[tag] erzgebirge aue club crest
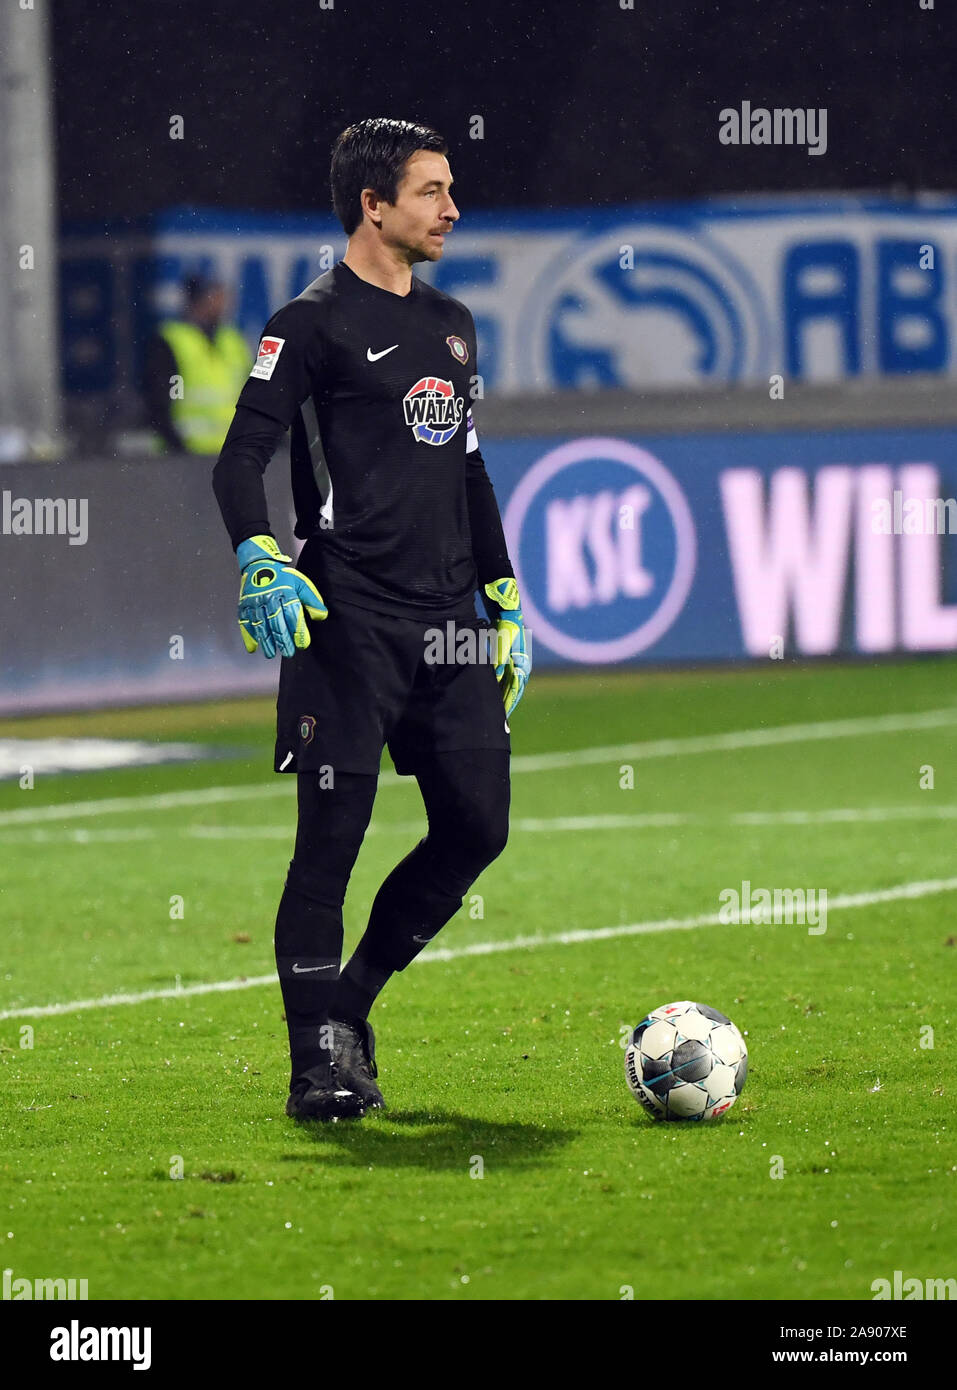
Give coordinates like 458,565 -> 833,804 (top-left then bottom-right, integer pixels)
446,334 -> 468,364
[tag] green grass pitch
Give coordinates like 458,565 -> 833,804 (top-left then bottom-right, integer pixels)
1,658 -> 954,1300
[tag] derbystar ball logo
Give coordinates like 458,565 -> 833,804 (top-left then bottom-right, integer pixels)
402,376 -> 464,445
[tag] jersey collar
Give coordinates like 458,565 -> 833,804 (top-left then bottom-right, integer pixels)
335,260 -> 418,302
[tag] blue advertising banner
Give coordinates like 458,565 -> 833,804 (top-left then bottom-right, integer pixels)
484,427 -> 957,666
2,425 -> 956,713
61,195 -> 957,409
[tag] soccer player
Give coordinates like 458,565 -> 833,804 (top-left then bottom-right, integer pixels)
212,118 -> 530,1121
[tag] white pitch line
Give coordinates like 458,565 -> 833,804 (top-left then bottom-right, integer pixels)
512,804 -> 957,833
0,827 -> 163,844
0,705 -> 954,829
2,872 -> 956,1022
505,705 -> 957,773
3,803 -> 957,845
0,974 -> 280,1021
0,781 -> 296,828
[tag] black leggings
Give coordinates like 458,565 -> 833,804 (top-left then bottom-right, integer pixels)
275,750 -> 509,1070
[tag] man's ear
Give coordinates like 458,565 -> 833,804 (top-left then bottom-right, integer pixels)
361,188 -> 383,227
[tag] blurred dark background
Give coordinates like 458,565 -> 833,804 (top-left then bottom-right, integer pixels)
52,0 -> 950,223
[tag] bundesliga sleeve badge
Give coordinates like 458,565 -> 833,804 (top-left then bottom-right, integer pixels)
250,335 -> 285,380
445,334 -> 468,364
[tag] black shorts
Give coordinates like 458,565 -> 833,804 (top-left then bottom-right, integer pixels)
274,597 -> 511,776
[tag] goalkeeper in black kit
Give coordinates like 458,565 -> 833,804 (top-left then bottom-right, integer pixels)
212,118 -> 530,1121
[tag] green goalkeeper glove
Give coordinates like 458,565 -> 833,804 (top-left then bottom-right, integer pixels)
482,577 -> 531,718
236,534 -> 327,659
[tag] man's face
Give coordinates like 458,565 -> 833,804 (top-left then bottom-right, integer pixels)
371,150 -> 459,263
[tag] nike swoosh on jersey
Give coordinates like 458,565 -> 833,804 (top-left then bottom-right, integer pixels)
291,962 -> 335,973
366,344 -> 399,362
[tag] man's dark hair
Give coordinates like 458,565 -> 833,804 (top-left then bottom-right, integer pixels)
330,118 -> 448,236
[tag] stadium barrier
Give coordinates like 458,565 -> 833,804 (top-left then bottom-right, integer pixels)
2,377 -> 956,712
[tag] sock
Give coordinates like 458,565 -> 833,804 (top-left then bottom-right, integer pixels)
275,882 -> 343,1085
334,946 -> 394,1022
276,769 -> 378,1086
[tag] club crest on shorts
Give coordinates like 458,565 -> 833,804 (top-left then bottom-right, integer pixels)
445,334 -> 468,364
298,715 -> 316,745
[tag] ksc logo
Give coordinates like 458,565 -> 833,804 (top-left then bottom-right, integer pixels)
503,438 -> 696,663
518,228 -> 770,389
402,376 -> 464,445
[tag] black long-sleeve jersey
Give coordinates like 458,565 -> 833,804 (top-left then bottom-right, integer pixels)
212,260 -> 512,621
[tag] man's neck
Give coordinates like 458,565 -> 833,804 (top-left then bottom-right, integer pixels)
342,235 -> 414,297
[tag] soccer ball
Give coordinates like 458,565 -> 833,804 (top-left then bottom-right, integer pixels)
624,1000 -> 748,1121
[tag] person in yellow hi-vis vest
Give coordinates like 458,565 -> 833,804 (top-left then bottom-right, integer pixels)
146,275 -> 252,454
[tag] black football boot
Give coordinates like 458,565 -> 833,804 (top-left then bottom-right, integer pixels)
327,1016 -> 387,1110
285,1057 -> 367,1122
